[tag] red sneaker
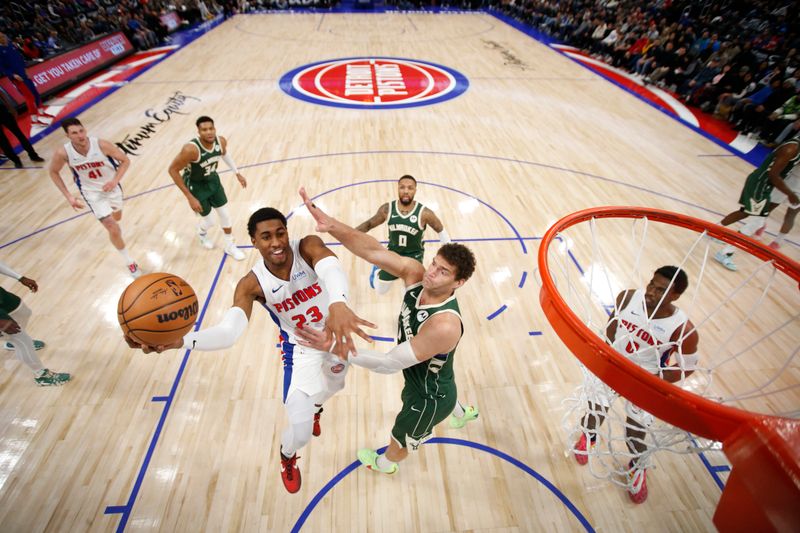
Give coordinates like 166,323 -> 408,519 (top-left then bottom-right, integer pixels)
628,464 -> 648,504
573,433 -> 594,465
280,452 -> 301,493
313,407 -> 323,437
754,224 -> 767,238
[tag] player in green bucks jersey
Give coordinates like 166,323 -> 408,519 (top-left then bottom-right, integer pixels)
356,175 -> 450,295
714,135 -> 800,271
168,115 -> 248,260
297,187 -> 478,476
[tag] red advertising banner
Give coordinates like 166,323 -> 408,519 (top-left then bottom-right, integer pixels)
0,32 -> 134,111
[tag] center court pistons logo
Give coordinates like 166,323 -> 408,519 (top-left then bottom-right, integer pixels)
279,57 -> 469,109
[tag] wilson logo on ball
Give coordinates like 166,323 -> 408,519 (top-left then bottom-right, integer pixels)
279,57 -> 469,109
157,301 -> 199,323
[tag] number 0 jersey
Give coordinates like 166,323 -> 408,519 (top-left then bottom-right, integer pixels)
387,200 -> 427,258
611,289 -> 689,374
251,239 -> 330,347
65,137 -> 118,193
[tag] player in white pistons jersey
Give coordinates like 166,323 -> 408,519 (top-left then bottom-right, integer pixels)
573,266 -> 699,504
610,289 -> 689,374
124,207 -> 375,495
251,238 -> 341,403
49,117 -> 141,278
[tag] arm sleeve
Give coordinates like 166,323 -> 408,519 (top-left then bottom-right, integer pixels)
0,261 -> 23,280
348,341 -> 419,374
438,229 -> 451,244
221,152 -> 239,174
314,255 -> 349,304
182,306 -> 248,351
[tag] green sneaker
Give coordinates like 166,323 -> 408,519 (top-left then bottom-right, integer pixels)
449,405 -> 479,429
357,448 -> 398,475
5,339 -> 46,351
34,369 -> 71,387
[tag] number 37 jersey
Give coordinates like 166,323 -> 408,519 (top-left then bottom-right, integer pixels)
65,137 -> 118,193
251,239 -> 330,346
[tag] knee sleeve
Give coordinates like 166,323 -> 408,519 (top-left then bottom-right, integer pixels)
281,390 -> 316,456
214,205 -> 232,229
9,300 -> 32,329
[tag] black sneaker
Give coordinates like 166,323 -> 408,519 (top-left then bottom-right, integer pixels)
29,153 -> 45,163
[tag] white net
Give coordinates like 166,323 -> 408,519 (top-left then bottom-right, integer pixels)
543,213 -> 800,495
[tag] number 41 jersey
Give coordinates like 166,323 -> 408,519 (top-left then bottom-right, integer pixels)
65,137 -> 118,193
251,239 -> 330,346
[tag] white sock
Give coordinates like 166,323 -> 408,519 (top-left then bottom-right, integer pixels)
223,233 -> 235,246
117,248 -> 133,264
452,402 -> 465,418
376,454 -> 396,470
773,232 -> 788,245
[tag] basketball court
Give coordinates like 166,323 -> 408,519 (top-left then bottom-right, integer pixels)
1,11 -> 798,532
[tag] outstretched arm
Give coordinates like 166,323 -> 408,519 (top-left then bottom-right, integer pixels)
355,203 -> 389,233
125,272 -> 260,353
296,312 -> 462,374
300,187 -> 424,286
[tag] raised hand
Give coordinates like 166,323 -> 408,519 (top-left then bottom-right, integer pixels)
325,302 -> 376,360
299,187 -> 336,233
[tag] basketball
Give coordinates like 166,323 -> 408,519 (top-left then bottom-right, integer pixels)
118,273 -> 198,346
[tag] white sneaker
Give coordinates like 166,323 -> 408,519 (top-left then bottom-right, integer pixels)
128,262 -> 143,278
197,229 -> 214,249
225,243 -> 245,261
714,251 -> 737,271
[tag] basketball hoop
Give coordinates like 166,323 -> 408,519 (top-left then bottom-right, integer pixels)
538,206 -> 800,532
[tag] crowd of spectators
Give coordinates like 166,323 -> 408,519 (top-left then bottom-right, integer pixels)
493,0 -> 800,146
2,0 -> 798,145
0,0 -> 338,63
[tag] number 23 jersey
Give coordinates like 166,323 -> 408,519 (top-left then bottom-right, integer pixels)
65,137 -> 118,193
251,239 -> 330,345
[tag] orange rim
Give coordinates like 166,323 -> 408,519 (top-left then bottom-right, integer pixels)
537,206 -> 800,442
